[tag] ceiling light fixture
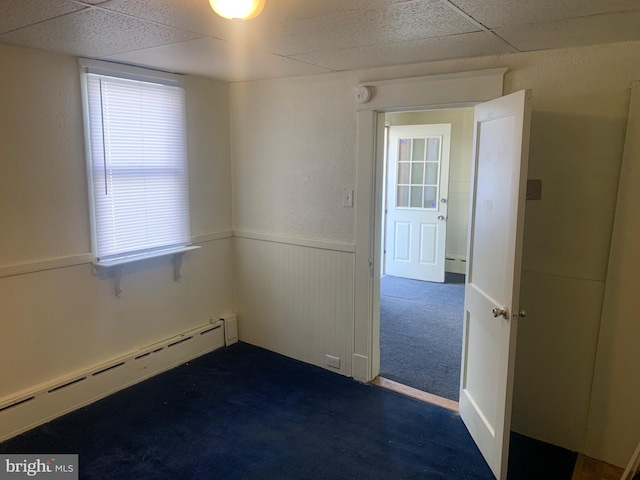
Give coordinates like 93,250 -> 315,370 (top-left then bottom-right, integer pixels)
209,0 -> 266,20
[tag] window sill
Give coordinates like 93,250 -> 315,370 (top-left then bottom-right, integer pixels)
94,245 -> 200,268
93,245 -> 201,297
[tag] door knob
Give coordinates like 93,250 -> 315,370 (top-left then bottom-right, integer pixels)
492,306 -> 508,319
518,309 -> 527,318
438,215 -> 446,220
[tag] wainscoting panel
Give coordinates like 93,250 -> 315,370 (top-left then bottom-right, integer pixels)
234,236 -> 355,376
0,322 -> 225,442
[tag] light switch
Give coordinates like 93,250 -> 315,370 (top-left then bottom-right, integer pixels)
343,189 -> 354,207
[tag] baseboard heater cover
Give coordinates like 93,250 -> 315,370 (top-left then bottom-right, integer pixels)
445,254 -> 467,275
0,321 -> 225,443
222,314 -> 238,345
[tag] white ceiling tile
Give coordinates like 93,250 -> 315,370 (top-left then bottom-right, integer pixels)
0,8 -> 201,57
101,0 -> 234,36
242,0 -> 480,56
105,0 -> 480,57
255,0 -> 421,22
290,32 -> 515,71
103,0 -> 425,37
1,0 -> 639,82
101,37 -> 333,82
448,0 -> 640,29
0,0 -> 86,34
495,10 -> 640,51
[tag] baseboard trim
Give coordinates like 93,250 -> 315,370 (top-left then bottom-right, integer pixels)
0,321 -> 225,443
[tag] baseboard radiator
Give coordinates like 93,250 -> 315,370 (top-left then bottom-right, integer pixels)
445,254 -> 467,275
0,320 -> 226,443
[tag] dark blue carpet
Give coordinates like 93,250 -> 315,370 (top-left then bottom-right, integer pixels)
380,275 -> 464,401
1,343 -> 496,480
508,432 -> 577,480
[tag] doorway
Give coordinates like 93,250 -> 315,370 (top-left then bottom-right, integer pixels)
351,69 -> 508,386
353,71 -> 530,480
379,108 -> 474,403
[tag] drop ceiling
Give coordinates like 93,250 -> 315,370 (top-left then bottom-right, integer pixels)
2,0 -> 640,82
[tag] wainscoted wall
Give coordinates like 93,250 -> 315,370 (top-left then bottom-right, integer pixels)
234,234 -> 355,376
0,45 -> 233,424
230,42 -> 640,465
3,38 -> 640,468
0,237 -> 233,400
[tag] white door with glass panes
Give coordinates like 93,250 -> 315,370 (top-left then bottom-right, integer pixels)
385,124 -> 451,282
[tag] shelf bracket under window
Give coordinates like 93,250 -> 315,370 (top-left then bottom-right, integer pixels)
93,245 -> 200,298
114,265 -> 124,298
174,252 -> 185,282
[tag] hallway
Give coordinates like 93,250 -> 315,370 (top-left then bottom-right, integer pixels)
379,274 -> 464,401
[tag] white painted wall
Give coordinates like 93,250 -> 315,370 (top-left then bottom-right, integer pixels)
231,75 -> 357,244
230,74 -> 358,376
585,82 -> 640,467
230,41 -> 640,464
386,109 -> 474,274
0,45 -> 233,399
2,38 -> 639,467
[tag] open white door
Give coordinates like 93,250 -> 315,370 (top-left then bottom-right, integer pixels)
459,90 -> 531,480
385,124 -> 451,282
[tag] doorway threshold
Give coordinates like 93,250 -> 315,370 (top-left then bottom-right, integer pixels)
371,376 -> 459,413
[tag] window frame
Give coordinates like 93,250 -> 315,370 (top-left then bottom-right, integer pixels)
79,59 -> 196,268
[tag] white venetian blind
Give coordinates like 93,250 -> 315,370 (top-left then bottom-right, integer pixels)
84,70 -> 191,261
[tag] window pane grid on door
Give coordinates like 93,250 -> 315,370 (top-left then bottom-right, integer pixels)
398,163 -> 410,184
411,162 -> 424,185
396,136 -> 442,209
412,138 -> 425,161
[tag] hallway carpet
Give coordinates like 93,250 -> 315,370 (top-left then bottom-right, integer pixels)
380,275 -> 464,401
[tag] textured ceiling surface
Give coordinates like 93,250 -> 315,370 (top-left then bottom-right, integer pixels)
2,0 -> 640,81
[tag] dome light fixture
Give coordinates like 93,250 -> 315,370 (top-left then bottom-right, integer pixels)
209,0 -> 266,20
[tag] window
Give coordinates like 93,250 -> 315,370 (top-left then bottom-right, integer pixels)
395,136 -> 442,210
80,60 -> 192,264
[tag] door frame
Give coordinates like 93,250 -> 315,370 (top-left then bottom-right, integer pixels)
352,68 -> 508,383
